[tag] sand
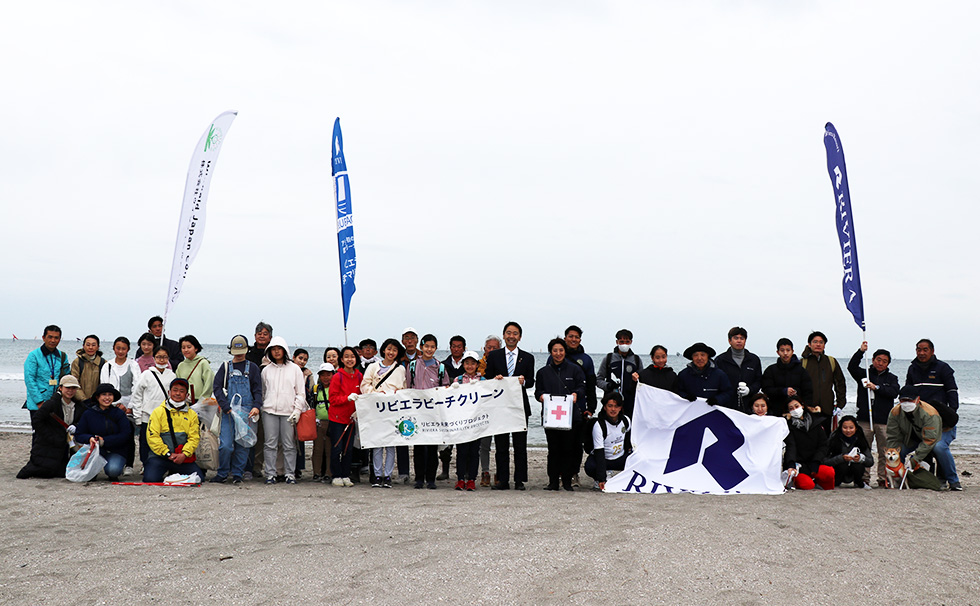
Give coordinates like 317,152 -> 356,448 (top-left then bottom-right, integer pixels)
0,431 -> 978,605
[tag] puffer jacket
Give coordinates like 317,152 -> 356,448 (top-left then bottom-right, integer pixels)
75,404 -> 133,455
761,356 -> 814,416
25,392 -> 87,473
260,336 -> 307,417
71,349 -> 105,401
675,361 -> 734,409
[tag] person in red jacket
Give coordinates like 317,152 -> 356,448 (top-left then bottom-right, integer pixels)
328,346 -> 363,487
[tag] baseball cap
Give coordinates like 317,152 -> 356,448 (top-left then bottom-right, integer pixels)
317,362 -> 336,373
898,385 -> 919,402
59,375 -> 81,388
229,335 -> 249,355
461,350 -> 480,363
402,327 -> 418,337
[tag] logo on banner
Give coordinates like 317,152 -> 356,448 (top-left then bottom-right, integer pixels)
663,410 -> 748,490
204,124 -> 223,152
397,416 -> 417,437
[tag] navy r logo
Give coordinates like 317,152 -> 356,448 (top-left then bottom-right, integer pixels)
663,410 -> 748,490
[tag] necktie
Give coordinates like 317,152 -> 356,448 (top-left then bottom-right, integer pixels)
507,351 -> 516,377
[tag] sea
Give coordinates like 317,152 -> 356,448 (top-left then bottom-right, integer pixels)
3,340 -> 978,454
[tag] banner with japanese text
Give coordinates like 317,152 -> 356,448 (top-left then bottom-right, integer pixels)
823,122 -> 865,330
605,385 -> 788,495
332,117 -> 356,327
355,377 -> 527,447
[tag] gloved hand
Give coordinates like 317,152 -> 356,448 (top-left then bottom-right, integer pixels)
610,375 -> 621,385
347,393 -> 358,401
683,393 -> 697,402
67,424 -> 76,435
861,378 -> 870,388
450,382 -> 461,389
287,411 -> 300,425
706,397 -> 719,406
737,383 -> 750,397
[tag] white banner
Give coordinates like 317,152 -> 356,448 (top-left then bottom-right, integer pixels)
164,110 -> 238,325
605,384 -> 789,495
355,377 -> 527,448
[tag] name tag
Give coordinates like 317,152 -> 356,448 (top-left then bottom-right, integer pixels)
49,379 -> 58,386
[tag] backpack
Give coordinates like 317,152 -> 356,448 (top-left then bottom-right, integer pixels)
801,355 -> 837,374
582,416 -> 631,455
408,360 -> 445,388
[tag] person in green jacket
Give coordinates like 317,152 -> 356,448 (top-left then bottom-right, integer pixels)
886,385 -> 942,471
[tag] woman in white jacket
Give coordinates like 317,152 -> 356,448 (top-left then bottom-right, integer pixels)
360,338 -> 407,488
260,336 -> 307,485
129,346 -> 177,465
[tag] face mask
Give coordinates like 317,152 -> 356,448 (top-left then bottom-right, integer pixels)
617,344 -> 630,353
900,400 -> 916,413
789,407 -> 804,419
155,363 -> 168,371
169,398 -> 187,410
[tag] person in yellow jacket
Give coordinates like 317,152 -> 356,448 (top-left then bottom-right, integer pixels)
143,378 -> 202,482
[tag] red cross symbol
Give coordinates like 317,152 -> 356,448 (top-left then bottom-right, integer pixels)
551,404 -> 567,421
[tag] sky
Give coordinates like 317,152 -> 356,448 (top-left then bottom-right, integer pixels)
2,2 -> 979,360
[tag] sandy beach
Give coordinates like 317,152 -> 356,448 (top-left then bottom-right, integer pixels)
0,431 -> 977,605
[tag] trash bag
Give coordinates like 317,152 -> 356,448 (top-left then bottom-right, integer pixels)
231,395 -> 257,448
66,444 -> 107,482
191,397 -> 219,429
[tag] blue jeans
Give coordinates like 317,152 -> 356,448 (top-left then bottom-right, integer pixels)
104,453 -> 126,480
932,427 -> 959,483
143,455 -> 203,483
216,410 -> 250,479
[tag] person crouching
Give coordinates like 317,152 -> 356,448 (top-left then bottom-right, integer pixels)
784,398 -> 835,490
143,378 -> 202,482
585,392 -> 632,491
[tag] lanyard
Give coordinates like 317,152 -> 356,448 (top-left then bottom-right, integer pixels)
46,350 -> 59,379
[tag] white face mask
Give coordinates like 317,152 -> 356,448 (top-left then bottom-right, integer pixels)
789,407 -> 804,419
900,400 -> 916,413
617,344 -> 630,353
155,363 -> 168,371
169,398 -> 187,410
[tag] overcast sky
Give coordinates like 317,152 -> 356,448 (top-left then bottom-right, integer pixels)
3,2 -> 979,360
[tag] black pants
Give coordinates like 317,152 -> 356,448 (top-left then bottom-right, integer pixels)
138,423 -> 150,463
545,427 -> 578,486
584,451 -> 628,481
413,445 -> 438,483
495,426 -> 528,484
833,461 -> 867,485
396,445 -> 410,476
455,440 -> 480,481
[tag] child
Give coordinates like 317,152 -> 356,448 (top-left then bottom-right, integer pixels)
451,351 -> 484,491
360,339 -> 407,488
293,348 -> 313,479
212,335 -> 263,484
309,362 -> 335,483
100,336 -> 143,475
406,334 -> 451,489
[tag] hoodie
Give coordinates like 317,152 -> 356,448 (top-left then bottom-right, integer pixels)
259,336 -> 308,417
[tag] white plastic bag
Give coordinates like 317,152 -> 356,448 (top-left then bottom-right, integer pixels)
231,395 -> 257,448
66,444 -> 107,482
192,397 -> 219,428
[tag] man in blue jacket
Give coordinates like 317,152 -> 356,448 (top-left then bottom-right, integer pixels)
905,339 -> 961,491
714,326 -> 763,412
23,325 -> 71,417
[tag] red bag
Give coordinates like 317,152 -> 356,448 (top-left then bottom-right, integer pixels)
296,409 -> 317,441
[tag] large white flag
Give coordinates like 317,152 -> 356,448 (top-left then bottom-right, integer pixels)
604,384 -> 789,495
355,377 -> 527,448
164,111 -> 237,325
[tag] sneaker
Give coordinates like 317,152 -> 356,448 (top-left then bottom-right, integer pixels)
480,471 -> 491,487
455,480 -> 465,491
343,478 -> 354,487
285,475 -> 296,484
332,478 -> 345,487
862,483 -> 874,490
414,481 -> 424,489
243,471 -> 253,481
372,478 -> 383,488
592,480 -> 601,491
295,470 -> 303,479
321,476 -> 332,484
401,474 -> 411,484
123,466 -> 135,477
209,476 -> 228,484
265,477 -> 276,485
426,482 -> 437,490
382,476 -> 392,488
949,481 -> 964,492
571,474 -> 581,488
465,480 -> 476,491
514,481 -> 525,491
232,477 -> 243,485
312,474 -> 322,482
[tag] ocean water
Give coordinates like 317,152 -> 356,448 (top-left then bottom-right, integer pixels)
3,340 -> 978,453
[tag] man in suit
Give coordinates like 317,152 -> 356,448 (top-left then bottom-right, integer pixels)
484,321 -> 535,490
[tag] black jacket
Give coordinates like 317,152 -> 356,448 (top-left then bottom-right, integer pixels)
636,365 -> 678,392
75,404 -> 133,456
847,349 -> 900,424
442,355 -> 467,381
675,361 -> 735,409
534,360 -> 587,424
484,347 -> 535,417
905,356 -> 959,410
27,392 -> 88,474
783,412 -> 829,475
761,356 -> 814,416
715,348 -> 763,411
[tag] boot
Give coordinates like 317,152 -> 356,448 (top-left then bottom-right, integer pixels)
436,446 -> 452,481
480,471 -> 491,487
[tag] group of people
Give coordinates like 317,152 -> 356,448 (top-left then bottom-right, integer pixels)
17,318 -> 964,493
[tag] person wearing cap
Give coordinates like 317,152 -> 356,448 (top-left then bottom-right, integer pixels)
146,316 -> 182,370
143,378 -> 202,482
477,335 -> 502,487
212,335 -> 263,484
129,346 -> 178,465
714,327 -> 763,412
361,338 -> 407,488
260,336 -> 308,485
674,343 -> 734,409
886,385 -> 947,485
23,324 -> 71,416
16,374 -> 86,479
761,338 -> 814,417
74,383 -> 133,481
309,361 -> 336,483
847,341 -> 900,487
596,329 -> 643,418
905,339 -> 961,491
358,338 -> 380,370
450,350 -> 485,490
400,328 -> 420,363
800,331 -> 847,420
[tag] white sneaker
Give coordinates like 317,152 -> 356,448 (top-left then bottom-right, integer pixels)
332,477 -> 345,487
123,466 -> 134,477
343,477 -> 354,487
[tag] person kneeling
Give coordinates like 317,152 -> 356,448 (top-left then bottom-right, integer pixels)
74,383 -> 134,481
143,378 -> 202,483
585,393 -> 632,491
825,415 -> 873,489
784,398 -> 834,490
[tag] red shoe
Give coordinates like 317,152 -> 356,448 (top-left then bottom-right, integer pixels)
465,480 -> 476,491
455,480 -> 465,490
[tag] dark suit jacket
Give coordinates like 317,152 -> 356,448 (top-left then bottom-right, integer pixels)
484,347 -> 535,417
